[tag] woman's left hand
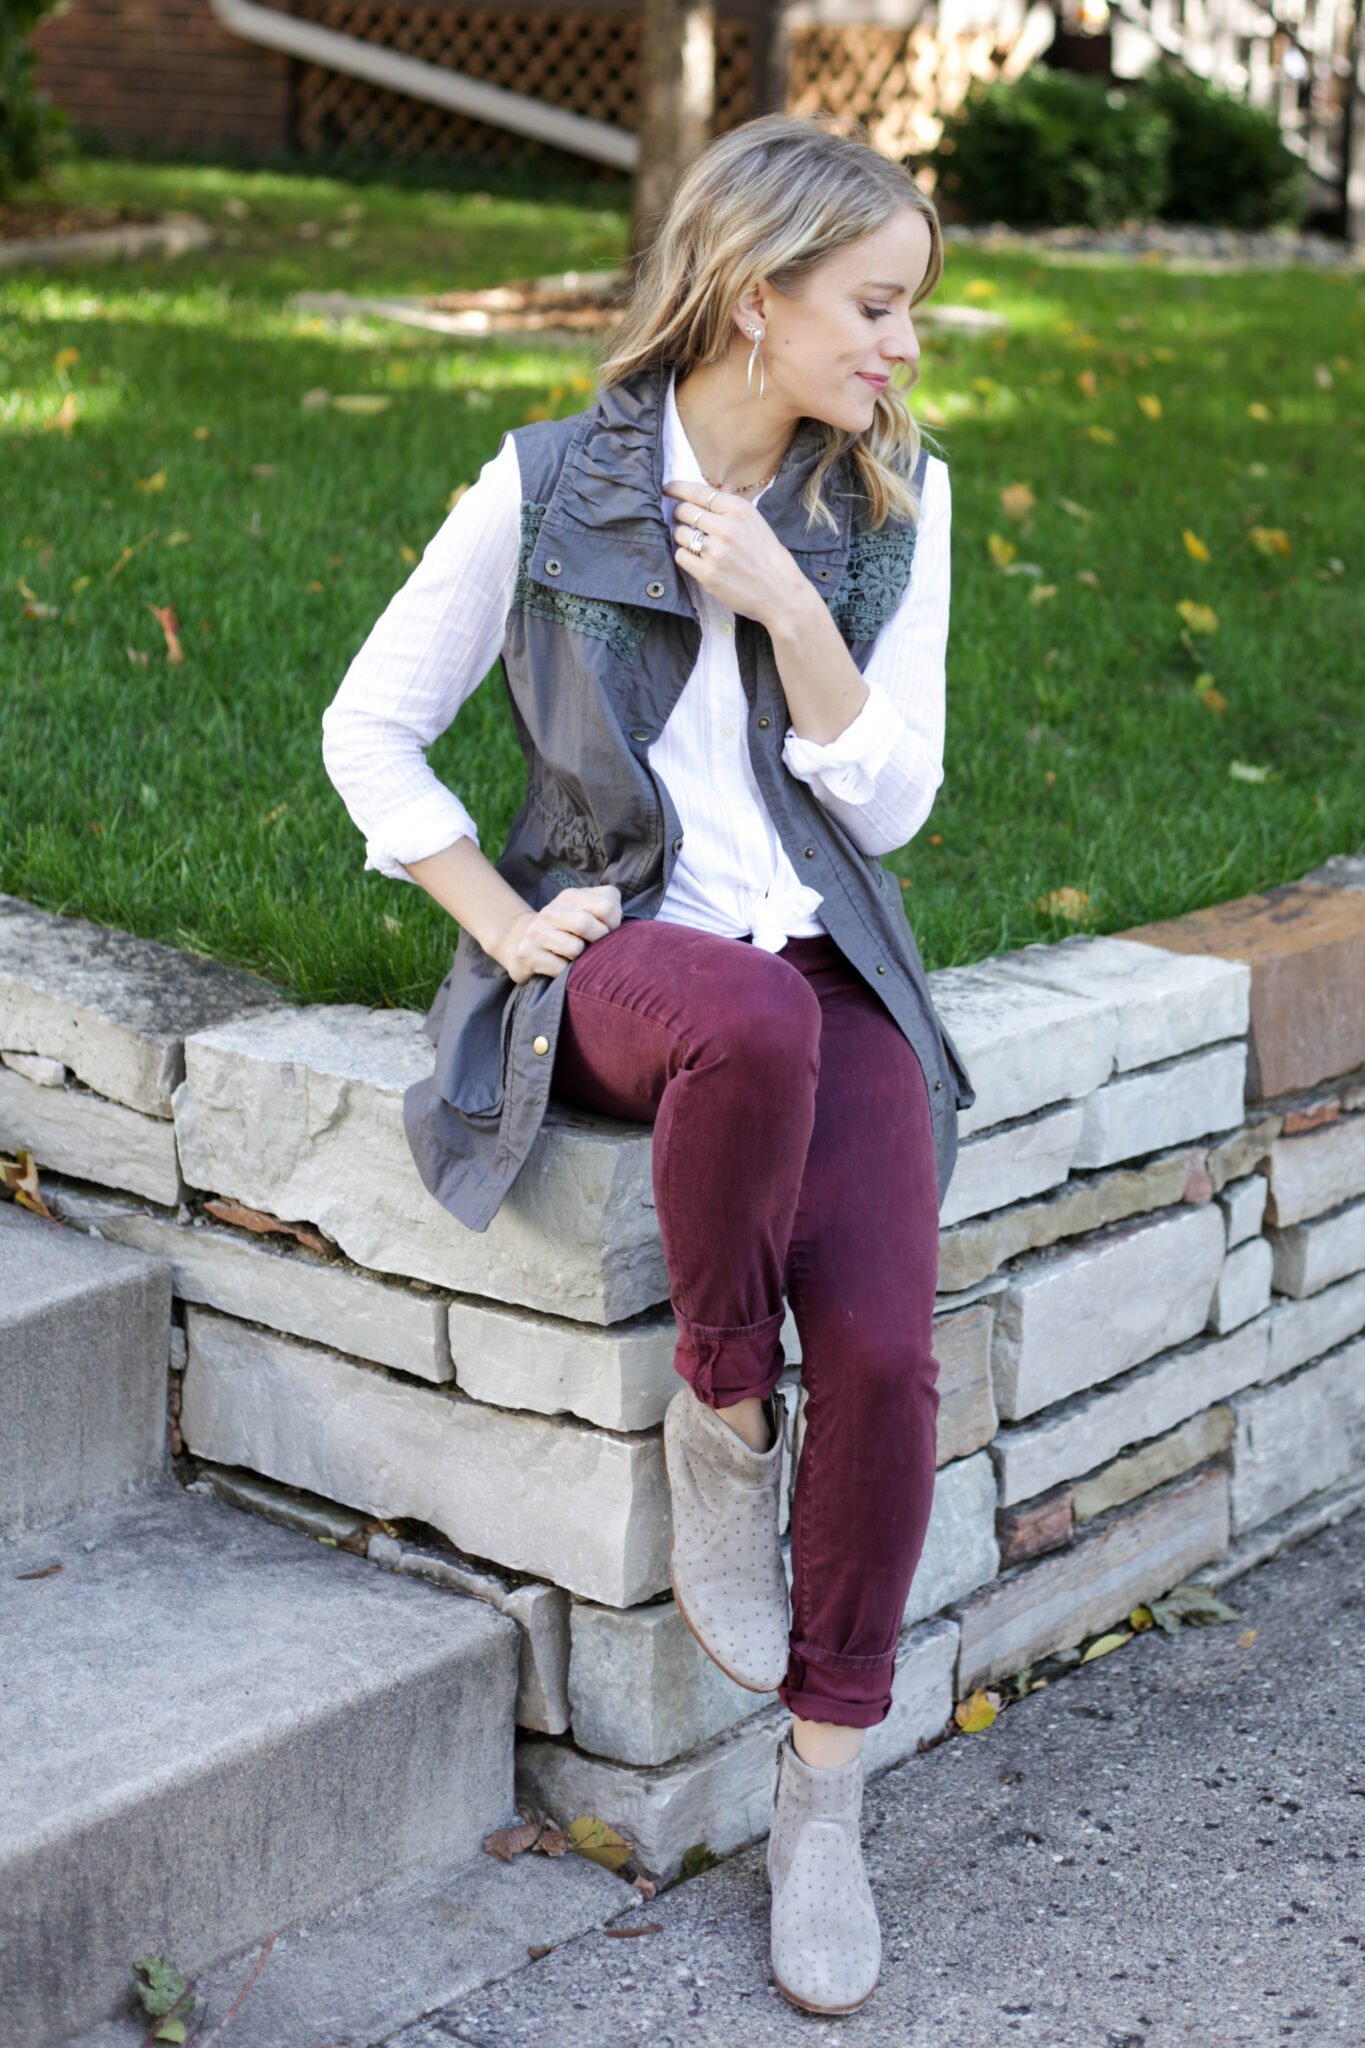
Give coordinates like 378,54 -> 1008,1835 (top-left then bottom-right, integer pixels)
663,479 -> 813,632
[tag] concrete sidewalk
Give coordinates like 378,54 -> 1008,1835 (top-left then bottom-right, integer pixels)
383,1507 -> 1364,2048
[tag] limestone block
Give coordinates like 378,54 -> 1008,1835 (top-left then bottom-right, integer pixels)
931,1301 -> 998,1463
1261,1271 -> 1365,1383
369,1540 -> 569,1735
1206,1116 -> 1281,1193
904,1450 -> 1000,1626
179,1307 -> 670,1606
954,1467 -> 1229,1694
938,1102 -> 1084,1230
1219,1173 -> 1268,1247
1120,881 -> 1365,1100
0,1065 -> 183,1206
937,1147 -> 1195,1296
51,1181 -> 452,1384
518,1700 -> 788,1883
994,1317 -> 1267,1507
1072,1406 -> 1235,1522
568,1600 -> 758,1766
173,1005 -> 665,1322
1071,1043 -> 1247,1172
990,934 -> 1249,1071
449,1296 -> 677,1431
0,1050 -> 65,1086
1268,1197 -> 1365,1298
517,1618 -> 958,1881
0,891 -> 280,1116
997,1488 -> 1072,1567
991,1203 -> 1226,1420
1265,1115 -> 1365,1227
1229,1340 -> 1365,1532
1208,1237 -> 1273,1333
925,962 -> 1115,1138
193,1462 -> 370,1545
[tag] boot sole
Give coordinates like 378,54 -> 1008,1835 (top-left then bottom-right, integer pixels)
772,1967 -> 878,2015
662,1425 -> 786,1695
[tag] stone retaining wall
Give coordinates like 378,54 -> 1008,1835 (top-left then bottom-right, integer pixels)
3,859 -> 1365,1880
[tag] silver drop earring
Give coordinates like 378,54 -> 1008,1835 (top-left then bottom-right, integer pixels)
746,323 -> 766,401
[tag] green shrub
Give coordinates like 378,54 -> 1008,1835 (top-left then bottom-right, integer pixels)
0,0 -> 70,198
928,70 -> 1172,229
1135,58 -> 1309,228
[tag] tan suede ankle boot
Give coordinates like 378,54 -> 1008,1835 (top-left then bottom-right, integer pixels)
661,1382 -> 789,1693
768,1731 -> 881,2013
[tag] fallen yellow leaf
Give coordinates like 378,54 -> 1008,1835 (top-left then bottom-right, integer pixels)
566,1815 -> 632,1872
1137,393 -> 1162,420
1176,600 -> 1219,634
1084,425 -> 1116,445
999,482 -> 1036,522
1028,583 -> 1058,605
53,346 -> 80,371
134,470 -> 167,494
1249,527 -> 1292,557
954,1689 -> 998,1731
1081,1630 -> 1133,1662
1077,369 -> 1098,399
987,533 -> 1017,568
1037,886 -> 1090,921
1182,529 -> 1211,563
1247,401 -> 1272,422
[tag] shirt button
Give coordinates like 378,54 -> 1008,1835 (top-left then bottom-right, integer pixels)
719,621 -> 734,636
533,1035 -> 551,1056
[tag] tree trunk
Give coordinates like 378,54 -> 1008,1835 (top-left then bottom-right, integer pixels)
631,0 -> 716,269
746,0 -> 791,120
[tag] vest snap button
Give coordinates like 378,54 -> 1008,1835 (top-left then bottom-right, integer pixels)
934,1078 -> 943,1090
756,716 -> 771,730
672,835 -> 684,854
544,558 -> 562,576
874,963 -> 886,975
646,579 -> 665,598
818,568 -> 831,580
533,1035 -> 551,1056
630,728 -> 650,742
803,846 -> 816,860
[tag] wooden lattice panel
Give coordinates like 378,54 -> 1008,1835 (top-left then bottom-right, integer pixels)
290,4 -> 1026,168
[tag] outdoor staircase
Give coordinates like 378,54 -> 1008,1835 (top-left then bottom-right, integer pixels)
0,1203 -> 521,2048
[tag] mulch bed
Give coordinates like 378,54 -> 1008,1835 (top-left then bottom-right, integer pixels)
0,200 -> 159,243
426,273 -> 631,333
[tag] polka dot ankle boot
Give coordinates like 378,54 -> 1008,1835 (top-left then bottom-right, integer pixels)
661,1382 -> 790,1693
767,1732 -> 882,2014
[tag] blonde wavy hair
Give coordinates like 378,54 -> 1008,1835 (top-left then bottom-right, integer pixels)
596,111 -> 945,537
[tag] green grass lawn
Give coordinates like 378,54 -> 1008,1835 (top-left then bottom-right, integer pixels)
2,155 -> 1362,1012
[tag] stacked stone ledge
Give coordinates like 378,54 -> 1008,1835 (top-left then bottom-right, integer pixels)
3,870 -> 1365,1881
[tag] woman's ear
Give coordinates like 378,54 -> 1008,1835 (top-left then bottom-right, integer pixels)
732,288 -> 767,342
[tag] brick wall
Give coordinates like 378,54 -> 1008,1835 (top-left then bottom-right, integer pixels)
33,0 -> 293,158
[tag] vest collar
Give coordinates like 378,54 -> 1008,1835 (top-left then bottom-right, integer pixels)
528,359 -> 853,621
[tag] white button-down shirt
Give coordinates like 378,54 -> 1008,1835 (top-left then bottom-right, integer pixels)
321,369 -> 951,953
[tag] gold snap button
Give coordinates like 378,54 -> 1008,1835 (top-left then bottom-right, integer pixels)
756,716 -> 771,730
646,579 -> 665,598
533,1035 -> 550,1056
545,558 -> 562,576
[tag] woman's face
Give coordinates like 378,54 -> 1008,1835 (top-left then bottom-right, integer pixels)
745,207 -> 933,432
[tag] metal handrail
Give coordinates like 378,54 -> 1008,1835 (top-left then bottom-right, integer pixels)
207,0 -> 639,169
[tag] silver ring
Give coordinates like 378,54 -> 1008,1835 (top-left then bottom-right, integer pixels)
705,487 -> 720,510
686,525 -> 705,556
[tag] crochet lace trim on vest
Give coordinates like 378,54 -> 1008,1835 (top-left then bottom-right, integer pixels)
829,522 -> 919,643
513,503 -> 652,664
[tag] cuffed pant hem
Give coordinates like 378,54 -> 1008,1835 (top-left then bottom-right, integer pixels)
672,1302 -> 787,1407
777,1641 -> 896,1728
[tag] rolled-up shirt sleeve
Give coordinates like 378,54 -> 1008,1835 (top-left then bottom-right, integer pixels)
320,434 -> 522,883
781,454 -> 951,858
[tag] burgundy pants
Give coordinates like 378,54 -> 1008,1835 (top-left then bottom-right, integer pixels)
551,916 -> 942,1729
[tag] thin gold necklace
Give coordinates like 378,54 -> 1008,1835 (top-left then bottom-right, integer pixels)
700,464 -> 779,497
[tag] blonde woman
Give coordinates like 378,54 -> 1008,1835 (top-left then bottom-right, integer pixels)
322,110 -> 973,2014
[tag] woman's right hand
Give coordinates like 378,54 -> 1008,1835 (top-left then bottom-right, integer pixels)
496,885 -> 623,985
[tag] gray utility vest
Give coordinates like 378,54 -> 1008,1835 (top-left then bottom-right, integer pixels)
403,360 -> 976,1235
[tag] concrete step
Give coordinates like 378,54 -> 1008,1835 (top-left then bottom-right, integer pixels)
0,1205 -> 171,1537
1,1481 -> 521,2048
